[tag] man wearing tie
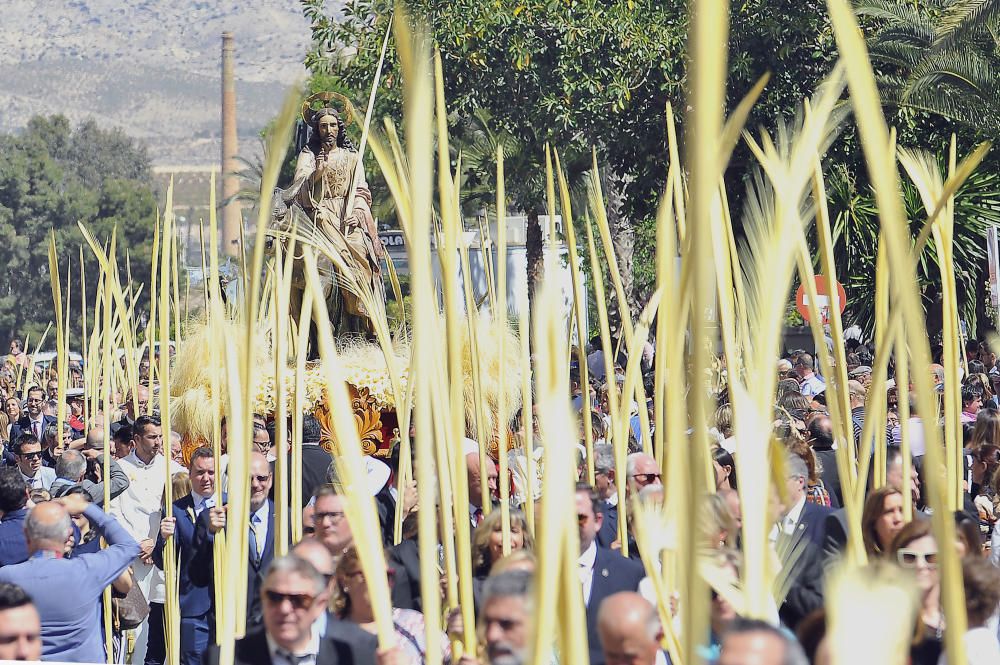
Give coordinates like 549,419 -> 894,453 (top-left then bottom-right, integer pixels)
191,451 -> 277,631
576,483 -> 645,665
12,434 -> 55,491
774,453 -> 831,630
9,388 -> 55,445
154,447 -> 218,665
464,439 -> 498,528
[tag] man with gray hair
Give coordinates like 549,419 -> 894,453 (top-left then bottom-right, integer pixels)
774,453 -> 831,630
718,618 -> 808,665
0,492 -> 138,661
597,592 -> 666,665
49,448 -> 129,506
202,553 -> 377,665
477,569 -> 534,665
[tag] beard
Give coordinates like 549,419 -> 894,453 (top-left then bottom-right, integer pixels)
321,133 -> 337,151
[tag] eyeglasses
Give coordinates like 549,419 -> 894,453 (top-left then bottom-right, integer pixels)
18,451 -> 41,460
315,511 -> 345,524
251,474 -> 271,483
263,590 -> 315,610
632,473 -> 661,484
897,549 -> 938,568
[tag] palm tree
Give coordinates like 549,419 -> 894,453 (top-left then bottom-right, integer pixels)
856,0 -> 1000,132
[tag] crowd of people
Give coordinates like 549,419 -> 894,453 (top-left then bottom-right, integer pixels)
1,333 -> 1000,665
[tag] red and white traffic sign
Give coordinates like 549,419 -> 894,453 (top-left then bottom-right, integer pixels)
795,275 -> 846,324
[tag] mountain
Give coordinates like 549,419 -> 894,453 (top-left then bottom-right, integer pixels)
0,0 -> 318,167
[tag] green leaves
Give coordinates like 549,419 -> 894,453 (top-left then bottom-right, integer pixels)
0,116 -> 157,345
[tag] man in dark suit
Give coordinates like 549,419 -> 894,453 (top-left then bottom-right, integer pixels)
808,415 -> 841,509
202,554 -> 369,665
154,447 -> 218,665
776,454 -> 832,630
8,387 -> 55,446
0,468 -> 30,566
270,416 -> 333,511
576,483 -> 645,665
192,451 -> 280,630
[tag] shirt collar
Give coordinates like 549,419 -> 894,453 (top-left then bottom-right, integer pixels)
578,540 -> 598,568
784,496 -> 807,527
265,622 -> 320,661
252,500 -> 270,522
126,450 -> 159,469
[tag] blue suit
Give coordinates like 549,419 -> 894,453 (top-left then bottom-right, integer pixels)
9,415 -> 56,443
153,493 -> 214,665
585,546 -> 646,665
191,499 -> 278,631
0,504 -> 139,662
0,507 -> 29,566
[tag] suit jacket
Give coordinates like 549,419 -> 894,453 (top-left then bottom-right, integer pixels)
9,415 -> 56,444
0,508 -> 29,566
779,501 -> 832,630
596,503 -> 618,548
201,625 -> 362,665
191,499 -> 279,629
324,613 -> 377,665
387,539 -> 422,613
48,458 -> 130,506
585,547 -> 646,665
154,493 -> 214,618
812,446 -> 842,509
269,443 -> 332,509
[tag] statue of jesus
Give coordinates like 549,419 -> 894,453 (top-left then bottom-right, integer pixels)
279,96 -> 385,337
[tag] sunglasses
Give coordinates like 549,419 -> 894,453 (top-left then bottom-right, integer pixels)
632,473 -> 661,484
346,568 -> 396,587
263,590 -> 315,610
315,511 -> 345,524
18,452 -> 41,460
251,474 -> 271,483
897,549 -> 938,568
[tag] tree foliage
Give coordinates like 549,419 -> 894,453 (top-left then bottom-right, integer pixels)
0,116 -> 158,346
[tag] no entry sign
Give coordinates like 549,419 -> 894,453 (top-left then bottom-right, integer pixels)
795,275 -> 846,324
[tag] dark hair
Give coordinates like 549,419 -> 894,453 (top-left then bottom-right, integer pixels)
712,447 -> 738,490
807,417 -> 834,449
306,108 -> 356,153
575,482 -> 603,518
302,415 -> 322,445
963,384 -> 983,407
189,447 -> 214,466
0,468 -> 26,513
25,386 -> 43,399
0,583 -> 33,611
112,424 -> 133,444
860,486 -> 901,556
13,433 -> 40,454
132,415 -> 161,438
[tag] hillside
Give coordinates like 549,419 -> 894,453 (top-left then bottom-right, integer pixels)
0,0 -> 320,166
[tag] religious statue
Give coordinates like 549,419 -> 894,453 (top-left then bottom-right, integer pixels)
270,92 -> 385,338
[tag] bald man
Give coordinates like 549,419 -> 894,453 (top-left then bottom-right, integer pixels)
0,493 -> 138,661
597,592 -> 666,665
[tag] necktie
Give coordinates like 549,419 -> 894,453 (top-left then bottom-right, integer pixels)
474,508 -> 484,526
32,421 -> 38,438
250,515 -> 264,560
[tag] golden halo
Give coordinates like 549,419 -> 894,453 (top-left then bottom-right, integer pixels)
301,92 -> 355,126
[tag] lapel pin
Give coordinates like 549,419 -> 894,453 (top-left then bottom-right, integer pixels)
602,568 -> 609,577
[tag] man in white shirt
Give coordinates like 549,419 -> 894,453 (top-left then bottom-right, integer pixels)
109,414 -> 184,663
793,353 -> 825,398
12,435 -> 54,491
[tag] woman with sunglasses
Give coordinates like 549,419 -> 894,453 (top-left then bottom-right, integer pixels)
333,545 -> 448,665
890,520 -> 943,665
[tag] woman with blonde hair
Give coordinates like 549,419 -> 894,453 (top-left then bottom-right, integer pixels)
471,507 -> 535,578
333,545 -> 448,665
